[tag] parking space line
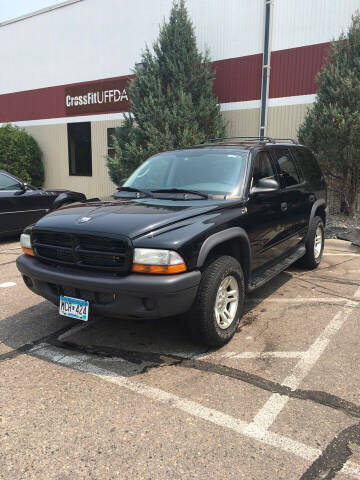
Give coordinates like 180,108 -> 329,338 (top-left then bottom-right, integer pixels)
57,321 -> 93,341
246,298 -> 356,432
228,351 -> 305,359
323,253 -> 359,256
247,297 -> 358,306
0,282 -> 16,288
31,343 -> 360,479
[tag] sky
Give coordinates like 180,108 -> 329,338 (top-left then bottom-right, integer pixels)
0,0 -> 60,23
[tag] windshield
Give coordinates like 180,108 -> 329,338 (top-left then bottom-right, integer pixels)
123,148 -> 248,196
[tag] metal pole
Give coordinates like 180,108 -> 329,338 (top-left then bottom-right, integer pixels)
259,0 -> 273,140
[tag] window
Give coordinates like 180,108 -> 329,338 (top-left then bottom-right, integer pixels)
125,149 -> 248,195
252,151 -> 276,185
107,128 -> 116,159
292,148 -> 323,184
68,122 -> 92,176
0,173 -> 21,191
275,149 -> 300,187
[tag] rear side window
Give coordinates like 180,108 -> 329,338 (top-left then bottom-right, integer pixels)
274,149 -> 300,187
292,148 -> 323,184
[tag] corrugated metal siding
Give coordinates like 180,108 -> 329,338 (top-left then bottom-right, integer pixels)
266,103 -> 312,139
188,0 -> 264,59
269,43 -> 330,98
24,119 -> 124,198
222,109 -> 260,137
272,0 -> 360,51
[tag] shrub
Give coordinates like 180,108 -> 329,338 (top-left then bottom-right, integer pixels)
0,124 -> 44,187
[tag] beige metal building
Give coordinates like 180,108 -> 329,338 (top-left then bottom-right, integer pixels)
1,0 -> 360,197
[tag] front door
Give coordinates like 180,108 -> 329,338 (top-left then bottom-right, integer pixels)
246,151 -> 287,270
0,173 -> 49,234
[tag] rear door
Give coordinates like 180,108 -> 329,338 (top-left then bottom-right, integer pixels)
246,150 -> 288,270
273,148 -> 308,250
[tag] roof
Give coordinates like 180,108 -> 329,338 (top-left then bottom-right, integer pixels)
0,0 -> 83,28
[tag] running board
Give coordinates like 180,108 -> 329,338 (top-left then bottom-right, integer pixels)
248,244 -> 306,292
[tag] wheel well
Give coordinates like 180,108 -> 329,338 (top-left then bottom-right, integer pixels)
316,205 -> 326,226
202,237 -> 250,281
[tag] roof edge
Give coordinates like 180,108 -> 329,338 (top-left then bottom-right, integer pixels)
0,0 -> 84,27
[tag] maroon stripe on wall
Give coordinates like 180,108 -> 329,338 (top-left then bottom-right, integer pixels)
269,42 -> 331,98
212,53 -> 263,103
0,74 -> 134,123
0,43 -> 332,123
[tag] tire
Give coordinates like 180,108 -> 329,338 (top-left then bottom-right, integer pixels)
187,255 -> 245,347
298,216 -> 325,269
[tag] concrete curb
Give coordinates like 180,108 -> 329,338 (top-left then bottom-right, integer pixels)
325,238 -> 360,253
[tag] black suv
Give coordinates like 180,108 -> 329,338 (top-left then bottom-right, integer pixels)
16,137 -> 327,347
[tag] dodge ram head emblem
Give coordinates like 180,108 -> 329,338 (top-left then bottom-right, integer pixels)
79,216 -> 92,223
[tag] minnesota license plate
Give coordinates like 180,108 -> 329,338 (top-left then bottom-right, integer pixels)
59,295 -> 89,321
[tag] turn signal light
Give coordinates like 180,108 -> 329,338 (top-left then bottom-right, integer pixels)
132,263 -> 187,274
21,247 -> 35,257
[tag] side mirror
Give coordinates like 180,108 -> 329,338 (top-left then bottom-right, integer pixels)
119,178 -> 128,187
250,177 -> 279,195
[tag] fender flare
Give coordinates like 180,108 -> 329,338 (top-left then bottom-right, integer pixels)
196,227 -> 251,280
305,199 -> 326,243
52,192 -> 87,210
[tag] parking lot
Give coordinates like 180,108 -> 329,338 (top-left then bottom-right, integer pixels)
1,237 -> 360,480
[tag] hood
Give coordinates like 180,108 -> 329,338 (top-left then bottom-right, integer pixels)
33,197 -> 239,239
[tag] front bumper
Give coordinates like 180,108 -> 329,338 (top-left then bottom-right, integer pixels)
16,255 -> 201,319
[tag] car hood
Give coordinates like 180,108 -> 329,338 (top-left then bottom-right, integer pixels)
33,197 -> 240,239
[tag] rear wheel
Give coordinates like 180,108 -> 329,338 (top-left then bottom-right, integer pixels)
187,255 -> 245,347
298,216 -> 325,269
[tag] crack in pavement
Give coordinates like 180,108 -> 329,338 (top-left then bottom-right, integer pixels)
0,260 -> 16,267
36,337 -> 360,423
299,423 -> 360,480
0,325 -> 75,363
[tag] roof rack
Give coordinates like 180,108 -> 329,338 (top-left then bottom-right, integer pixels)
198,136 -> 298,145
273,138 -> 299,144
200,136 -> 275,144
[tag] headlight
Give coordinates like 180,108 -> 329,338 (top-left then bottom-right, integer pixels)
132,248 -> 186,274
20,232 -> 34,256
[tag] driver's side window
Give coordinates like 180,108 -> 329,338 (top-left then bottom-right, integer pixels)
252,152 -> 276,186
0,173 -> 22,191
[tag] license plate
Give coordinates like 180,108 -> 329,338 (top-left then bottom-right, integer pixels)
59,295 -> 89,321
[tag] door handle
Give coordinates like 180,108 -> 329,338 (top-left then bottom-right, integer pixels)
281,202 -> 288,212
309,194 -> 315,204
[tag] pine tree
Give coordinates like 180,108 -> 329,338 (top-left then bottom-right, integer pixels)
298,14 -> 360,215
107,0 -> 225,185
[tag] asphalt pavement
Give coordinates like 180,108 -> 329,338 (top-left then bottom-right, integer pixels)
1,236 -> 360,480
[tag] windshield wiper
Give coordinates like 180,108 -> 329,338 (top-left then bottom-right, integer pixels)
116,186 -> 153,198
151,188 -> 209,199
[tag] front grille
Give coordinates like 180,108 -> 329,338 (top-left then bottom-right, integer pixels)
32,230 -> 132,274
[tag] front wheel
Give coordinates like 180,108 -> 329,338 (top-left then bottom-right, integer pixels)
187,255 -> 245,347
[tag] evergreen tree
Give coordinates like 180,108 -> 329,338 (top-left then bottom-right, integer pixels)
298,14 -> 360,215
107,0 -> 225,184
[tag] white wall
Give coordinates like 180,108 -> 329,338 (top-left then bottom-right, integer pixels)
1,0 -> 360,96
0,0 -> 265,95
272,0 -> 360,51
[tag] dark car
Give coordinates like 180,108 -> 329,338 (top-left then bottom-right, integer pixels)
16,137 -> 327,347
0,170 -> 86,237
